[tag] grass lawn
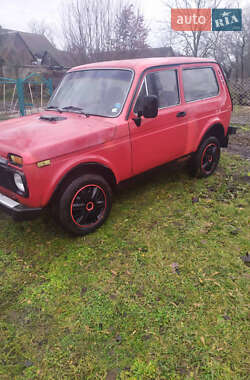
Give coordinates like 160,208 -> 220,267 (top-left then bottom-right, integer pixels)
0,149 -> 249,379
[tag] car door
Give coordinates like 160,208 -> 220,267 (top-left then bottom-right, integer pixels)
128,66 -> 188,176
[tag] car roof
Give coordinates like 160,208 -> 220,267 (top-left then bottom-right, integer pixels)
68,57 -> 217,72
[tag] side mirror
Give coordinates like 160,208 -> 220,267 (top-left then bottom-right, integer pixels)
143,95 -> 158,118
133,95 -> 158,127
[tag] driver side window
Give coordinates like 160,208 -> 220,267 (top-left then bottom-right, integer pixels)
147,70 -> 179,108
133,69 -> 179,113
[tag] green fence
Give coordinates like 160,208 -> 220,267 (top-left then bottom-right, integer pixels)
0,73 -> 53,116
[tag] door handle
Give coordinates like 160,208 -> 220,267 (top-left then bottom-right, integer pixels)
176,111 -> 186,117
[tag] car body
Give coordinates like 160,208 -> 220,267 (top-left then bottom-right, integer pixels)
0,57 -> 235,234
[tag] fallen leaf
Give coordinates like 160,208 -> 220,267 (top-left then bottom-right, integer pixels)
85,325 -> 91,333
241,253 -> 250,266
211,272 -> 220,277
170,302 -> 178,307
230,229 -> 239,235
24,360 -> 33,368
136,290 -> 144,297
142,334 -> 151,341
171,262 -> 180,275
106,368 -> 119,380
192,197 -> 199,204
116,335 -> 122,343
81,287 -> 87,296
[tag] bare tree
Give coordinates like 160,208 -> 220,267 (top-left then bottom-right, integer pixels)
244,7 -> 250,78
28,19 -> 56,47
61,0 -> 120,64
161,0 -> 236,57
61,0 -> 149,64
210,6 -> 250,80
113,3 -> 149,50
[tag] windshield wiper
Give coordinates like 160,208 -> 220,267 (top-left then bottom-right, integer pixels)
45,105 -> 63,113
61,106 -> 90,117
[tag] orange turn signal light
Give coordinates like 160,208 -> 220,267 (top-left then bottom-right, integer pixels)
8,154 -> 23,166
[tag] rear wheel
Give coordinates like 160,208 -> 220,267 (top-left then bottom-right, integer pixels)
189,136 -> 220,178
56,174 -> 112,235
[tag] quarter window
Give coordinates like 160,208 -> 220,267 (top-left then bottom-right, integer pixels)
182,67 -> 219,102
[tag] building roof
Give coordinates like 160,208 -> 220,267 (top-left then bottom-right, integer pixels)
0,28 -> 70,67
18,31 -> 54,58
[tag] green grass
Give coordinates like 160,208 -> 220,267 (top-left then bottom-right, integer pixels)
0,153 -> 249,379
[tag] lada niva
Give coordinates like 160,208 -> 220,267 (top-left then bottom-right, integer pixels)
0,57 -> 235,235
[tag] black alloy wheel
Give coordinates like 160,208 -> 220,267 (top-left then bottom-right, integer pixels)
189,136 -> 221,178
56,174 -> 112,235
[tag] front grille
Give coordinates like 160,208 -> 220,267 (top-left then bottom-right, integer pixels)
0,163 -> 17,193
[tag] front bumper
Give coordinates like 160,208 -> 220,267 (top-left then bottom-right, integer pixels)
0,192 -> 42,221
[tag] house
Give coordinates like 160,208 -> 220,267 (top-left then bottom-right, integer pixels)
0,27 -> 71,68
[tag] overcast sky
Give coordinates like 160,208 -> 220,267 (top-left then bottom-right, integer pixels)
0,0 -> 247,49
0,0 -> 166,47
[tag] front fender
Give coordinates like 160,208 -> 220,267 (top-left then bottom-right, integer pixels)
40,154 -> 118,206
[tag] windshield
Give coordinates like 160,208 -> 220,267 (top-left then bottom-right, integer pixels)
48,69 -> 133,117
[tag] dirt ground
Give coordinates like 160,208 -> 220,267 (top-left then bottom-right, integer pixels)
230,106 -> 250,126
226,126 -> 250,160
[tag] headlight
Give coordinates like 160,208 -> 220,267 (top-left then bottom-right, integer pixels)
14,173 -> 25,193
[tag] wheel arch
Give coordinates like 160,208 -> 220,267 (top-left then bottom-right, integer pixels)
198,123 -> 227,149
49,162 -> 117,205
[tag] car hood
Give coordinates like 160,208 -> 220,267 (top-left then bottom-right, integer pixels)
0,113 -> 117,164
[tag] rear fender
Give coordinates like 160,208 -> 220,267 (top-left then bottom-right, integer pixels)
195,120 -> 226,151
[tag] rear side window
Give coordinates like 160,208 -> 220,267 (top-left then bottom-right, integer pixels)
182,67 -> 219,102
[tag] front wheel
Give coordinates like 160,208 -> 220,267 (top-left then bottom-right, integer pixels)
56,174 -> 112,235
189,136 -> 220,178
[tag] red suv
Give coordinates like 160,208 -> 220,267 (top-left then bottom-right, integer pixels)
0,57 -> 235,235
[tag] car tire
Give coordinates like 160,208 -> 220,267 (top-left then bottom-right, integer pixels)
56,174 -> 112,235
189,136 -> 220,178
